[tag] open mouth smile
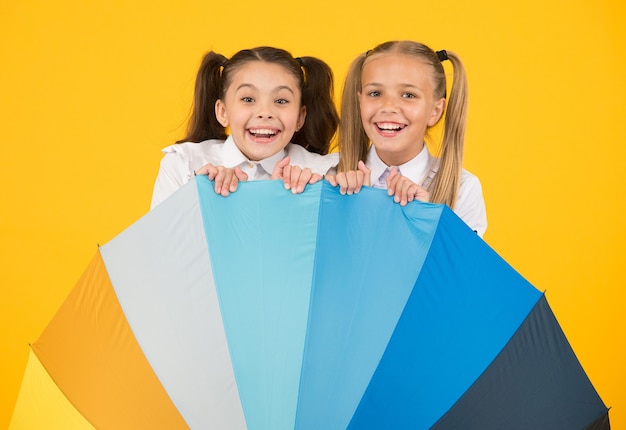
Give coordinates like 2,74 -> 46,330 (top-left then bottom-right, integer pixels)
375,122 -> 406,136
247,128 -> 281,142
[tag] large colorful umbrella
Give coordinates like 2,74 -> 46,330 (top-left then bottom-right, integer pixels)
10,177 -> 610,429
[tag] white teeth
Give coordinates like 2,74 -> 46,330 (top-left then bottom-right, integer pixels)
249,128 -> 277,136
377,122 -> 403,130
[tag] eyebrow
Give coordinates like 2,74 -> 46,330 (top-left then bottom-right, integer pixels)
362,82 -> 426,96
235,83 -> 296,94
363,82 -> 421,90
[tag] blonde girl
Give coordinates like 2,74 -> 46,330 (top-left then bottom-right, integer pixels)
328,40 -> 487,236
151,46 -> 339,209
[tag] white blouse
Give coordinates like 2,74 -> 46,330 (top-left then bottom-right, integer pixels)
151,135 -> 339,209
366,144 -> 488,237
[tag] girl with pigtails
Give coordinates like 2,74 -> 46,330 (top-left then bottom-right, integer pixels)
327,40 -> 487,237
151,46 -> 339,209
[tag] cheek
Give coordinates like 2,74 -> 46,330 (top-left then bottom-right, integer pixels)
358,100 -> 373,119
290,108 -> 304,126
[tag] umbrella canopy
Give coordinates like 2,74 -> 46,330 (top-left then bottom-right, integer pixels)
10,177 -> 610,429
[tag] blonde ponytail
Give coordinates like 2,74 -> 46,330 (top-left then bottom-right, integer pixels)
429,50 -> 468,209
337,53 -> 369,172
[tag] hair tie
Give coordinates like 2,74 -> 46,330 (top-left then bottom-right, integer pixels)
436,50 -> 448,62
295,57 -> 304,67
220,59 -> 228,68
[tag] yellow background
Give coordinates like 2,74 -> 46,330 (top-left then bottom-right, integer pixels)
1,0 -> 624,428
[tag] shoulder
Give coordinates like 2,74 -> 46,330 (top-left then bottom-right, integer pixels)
161,139 -> 224,158
459,168 -> 483,192
285,144 -> 338,160
426,154 -> 482,193
159,139 -> 225,169
285,144 -> 339,173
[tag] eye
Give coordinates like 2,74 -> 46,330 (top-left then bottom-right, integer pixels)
275,98 -> 289,105
402,92 -> 417,99
241,96 -> 254,103
367,91 -> 381,97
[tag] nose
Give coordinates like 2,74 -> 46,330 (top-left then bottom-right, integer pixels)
380,94 -> 398,114
256,100 -> 274,119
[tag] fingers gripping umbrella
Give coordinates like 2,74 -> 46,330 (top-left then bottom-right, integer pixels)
10,177 -> 609,429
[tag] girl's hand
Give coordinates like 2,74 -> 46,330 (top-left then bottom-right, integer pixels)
326,161 -> 371,195
386,168 -> 430,206
271,156 -> 321,194
195,163 -> 248,196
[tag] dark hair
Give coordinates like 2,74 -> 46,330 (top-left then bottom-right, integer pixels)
178,46 -> 338,155
337,40 -> 468,208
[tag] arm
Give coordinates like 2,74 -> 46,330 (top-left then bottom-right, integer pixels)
151,151 -> 190,210
454,173 -> 488,237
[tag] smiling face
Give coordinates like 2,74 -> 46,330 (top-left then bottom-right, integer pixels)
215,61 -> 306,161
358,53 -> 445,166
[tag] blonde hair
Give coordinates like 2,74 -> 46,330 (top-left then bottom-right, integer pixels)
337,41 -> 468,209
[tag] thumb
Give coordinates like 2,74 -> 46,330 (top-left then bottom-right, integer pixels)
358,161 -> 372,186
271,156 -> 291,180
234,166 -> 249,182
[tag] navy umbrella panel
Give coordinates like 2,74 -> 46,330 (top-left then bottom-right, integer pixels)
430,295 -> 609,429
23,175 -> 608,429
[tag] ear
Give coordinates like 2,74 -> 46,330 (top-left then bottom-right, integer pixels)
215,99 -> 229,127
295,105 -> 307,131
427,98 -> 446,127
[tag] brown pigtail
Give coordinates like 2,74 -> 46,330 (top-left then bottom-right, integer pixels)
177,51 -> 228,143
292,57 -> 339,155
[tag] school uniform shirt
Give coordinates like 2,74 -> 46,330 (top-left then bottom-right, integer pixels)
150,135 -> 339,209
366,144 -> 488,237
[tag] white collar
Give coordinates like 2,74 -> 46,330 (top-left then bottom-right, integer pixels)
367,143 -> 433,185
222,135 -> 288,173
